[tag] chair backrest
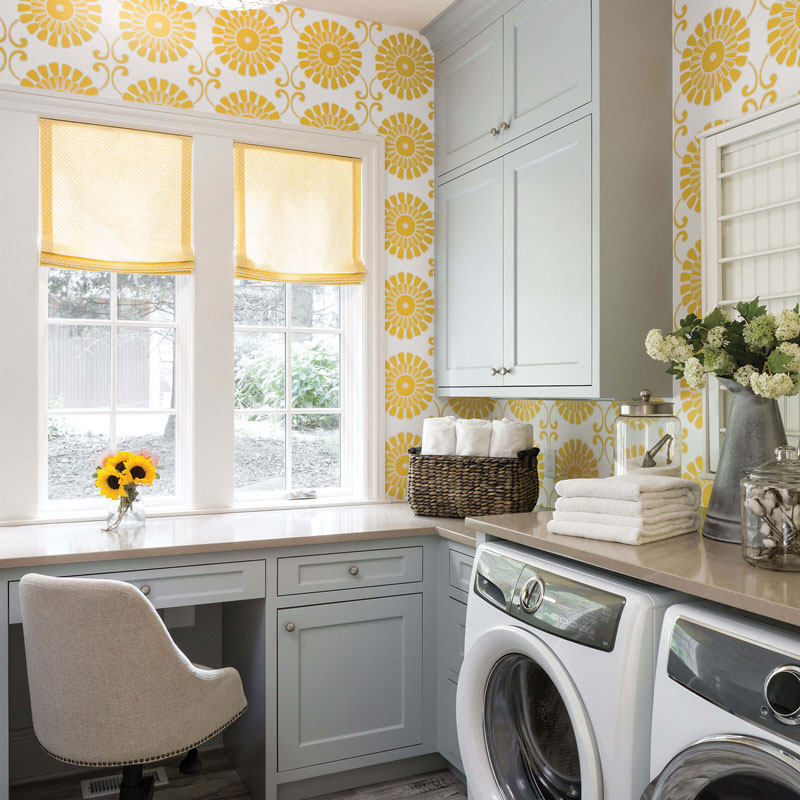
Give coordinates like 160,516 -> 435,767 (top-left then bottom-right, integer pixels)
19,573 -> 196,763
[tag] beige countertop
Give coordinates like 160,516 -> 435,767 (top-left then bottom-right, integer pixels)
466,510 -> 800,626
0,504 -> 475,569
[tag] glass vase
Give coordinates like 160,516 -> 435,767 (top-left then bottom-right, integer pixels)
103,497 -> 146,533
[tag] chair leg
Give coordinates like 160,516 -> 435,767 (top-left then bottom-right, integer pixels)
178,747 -> 202,775
119,765 -> 154,800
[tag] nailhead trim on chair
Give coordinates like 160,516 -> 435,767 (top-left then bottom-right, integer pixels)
39,704 -> 248,767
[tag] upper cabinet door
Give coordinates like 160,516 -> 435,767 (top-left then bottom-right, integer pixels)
436,19 -> 504,175
436,159 -> 504,389
503,117 -> 592,387
503,0 -> 592,141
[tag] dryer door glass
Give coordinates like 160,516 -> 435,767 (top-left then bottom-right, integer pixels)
696,775 -> 800,799
484,653 -> 581,800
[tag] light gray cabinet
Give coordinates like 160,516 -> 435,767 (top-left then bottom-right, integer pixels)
277,594 -> 423,772
435,159 -> 504,389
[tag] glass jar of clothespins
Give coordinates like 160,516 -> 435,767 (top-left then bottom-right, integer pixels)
613,390 -> 682,478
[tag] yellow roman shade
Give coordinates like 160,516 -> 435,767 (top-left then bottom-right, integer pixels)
40,119 -> 193,275
234,142 -> 365,285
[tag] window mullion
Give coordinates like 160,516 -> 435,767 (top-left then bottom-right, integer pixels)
110,271 -> 117,453
285,284 -> 292,492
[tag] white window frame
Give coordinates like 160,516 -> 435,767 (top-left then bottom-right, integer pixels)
0,86 -> 385,523
701,95 -> 800,474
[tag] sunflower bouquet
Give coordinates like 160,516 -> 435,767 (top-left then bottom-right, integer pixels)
95,450 -> 159,532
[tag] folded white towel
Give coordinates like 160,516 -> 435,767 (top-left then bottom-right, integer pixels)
422,416 -> 456,456
546,515 -> 699,545
456,418 -> 492,457
554,495 -> 700,517
555,474 -> 702,507
489,418 -> 534,458
552,510 -> 702,534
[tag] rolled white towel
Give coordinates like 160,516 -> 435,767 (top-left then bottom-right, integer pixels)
555,474 -> 702,508
553,510 -> 701,534
456,418 -> 493,457
489,418 -> 534,458
546,515 -> 699,545
422,416 -> 456,455
554,495 -> 700,516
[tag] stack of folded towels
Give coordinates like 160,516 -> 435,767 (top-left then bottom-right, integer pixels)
422,416 -> 533,458
546,474 -> 702,545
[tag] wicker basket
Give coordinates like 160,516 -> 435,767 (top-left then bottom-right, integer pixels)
406,447 -> 540,518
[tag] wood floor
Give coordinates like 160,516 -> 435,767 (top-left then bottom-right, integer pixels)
10,750 -> 467,800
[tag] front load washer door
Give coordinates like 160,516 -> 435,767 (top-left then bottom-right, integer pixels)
643,736 -> 800,800
457,624 -> 603,800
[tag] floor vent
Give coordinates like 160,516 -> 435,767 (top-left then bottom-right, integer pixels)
81,767 -> 168,799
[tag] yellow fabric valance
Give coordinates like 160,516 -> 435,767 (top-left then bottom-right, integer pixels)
234,142 -> 365,285
40,119 -> 193,275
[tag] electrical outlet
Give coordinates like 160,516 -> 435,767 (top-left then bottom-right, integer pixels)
544,448 -> 557,479
163,605 -> 195,630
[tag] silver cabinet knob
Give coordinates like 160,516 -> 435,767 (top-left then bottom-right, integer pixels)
499,121 -> 510,131
490,127 -> 499,137
349,566 -> 359,576
140,585 -> 151,596
499,367 -> 510,375
285,622 -> 296,632
490,367 -> 499,375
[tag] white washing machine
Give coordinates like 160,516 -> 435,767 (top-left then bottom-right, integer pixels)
646,601 -> 800,799
456,541 -> 682,800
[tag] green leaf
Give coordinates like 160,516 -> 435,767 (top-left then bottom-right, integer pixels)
736,297 -> 767,322
702,307 -> 728,329
768,349 -> 794,374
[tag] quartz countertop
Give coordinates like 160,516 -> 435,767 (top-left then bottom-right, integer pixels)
0,504 -> 475,569
465,510 -> 800,626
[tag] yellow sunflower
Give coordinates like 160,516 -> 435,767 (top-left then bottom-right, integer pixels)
18,0 -> 101,47
95,464 -> 131,501
507,400 -> 542,422
680,137 -> 701,213
377,113 -> 434,180
385,431 -> 421,499
385,193 -> 434,259
768,0 -> 800,66
375,32 -> 433,100
385,353 -> 434,419
683,456 -> 712,507
215,89 -> 279,120
448,397 -> 494,419
297,18 -> 361,89
124,453 -> 157,485
122,77 -> 193,108
20,62 -> 98,94
299,102 -> 359,131
680,390 -> 704,430
679,8 -> 749,105
555,439 -> 599,482
119,0 -> 195,64
555,400 -> 596,426
103,450 -> 135,474
385,272 -> 434,339
680,240 -> 702,316
212,9 -> 282,76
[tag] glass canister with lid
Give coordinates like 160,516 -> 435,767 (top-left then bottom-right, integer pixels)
613,390 -> 681,478
741,445 -> 800,571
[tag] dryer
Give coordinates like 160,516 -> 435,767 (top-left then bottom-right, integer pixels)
456,541 -> 682,800
646,601 -> 800,799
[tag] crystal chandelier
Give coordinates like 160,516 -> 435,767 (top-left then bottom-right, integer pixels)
187,0 -> 276,9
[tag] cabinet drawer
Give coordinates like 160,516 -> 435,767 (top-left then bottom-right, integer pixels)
8,560 -> 266,624
277,546 -> 423,596
449,549 -> 474,595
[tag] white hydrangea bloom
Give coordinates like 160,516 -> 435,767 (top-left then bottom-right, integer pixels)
743,314 -> 777,351
778,341 -> 800,371
684,357 -> 707,391
734,364 -> 757,387
776,308 -> 800,341
704,347 -> 736,375
707,326 -> 726,349
750,371 -> 794,399
645,329 -> 667,361
662,335 -> 693,363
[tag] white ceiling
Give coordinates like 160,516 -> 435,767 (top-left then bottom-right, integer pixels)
292,0 -> 456,32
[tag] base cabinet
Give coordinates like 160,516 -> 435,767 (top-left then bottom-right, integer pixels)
277,594 -> 423,772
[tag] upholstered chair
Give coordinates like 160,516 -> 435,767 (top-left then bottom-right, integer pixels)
19,573 -> 248,800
